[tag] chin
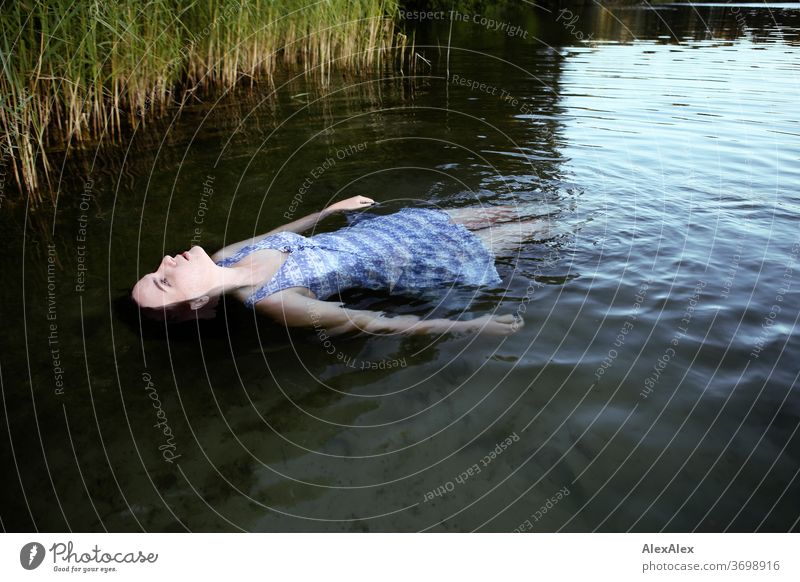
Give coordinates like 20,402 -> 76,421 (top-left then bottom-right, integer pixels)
188,245 -> 211,260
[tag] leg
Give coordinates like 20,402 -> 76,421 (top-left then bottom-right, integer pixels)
443,205 -> 525,230
442,205 -> 551,255
473,217 -> 550,255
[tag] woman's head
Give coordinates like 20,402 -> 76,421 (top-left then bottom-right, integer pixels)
132,245 -> 220,316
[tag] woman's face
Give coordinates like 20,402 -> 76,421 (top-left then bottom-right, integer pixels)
132,246 -> 218,308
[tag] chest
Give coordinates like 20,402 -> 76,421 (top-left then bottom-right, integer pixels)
229,248 -> 290,302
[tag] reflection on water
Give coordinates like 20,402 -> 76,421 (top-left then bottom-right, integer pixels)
1,2 -> 799,532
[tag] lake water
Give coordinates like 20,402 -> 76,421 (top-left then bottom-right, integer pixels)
1,1 -> 799,532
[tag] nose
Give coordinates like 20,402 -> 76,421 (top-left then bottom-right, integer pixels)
162,255 -> 177,268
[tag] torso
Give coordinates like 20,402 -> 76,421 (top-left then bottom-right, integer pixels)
225,247 -> 317,303
213,208 -> 500,309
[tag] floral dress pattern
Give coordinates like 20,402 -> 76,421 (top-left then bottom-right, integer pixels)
214,207 -> 502,308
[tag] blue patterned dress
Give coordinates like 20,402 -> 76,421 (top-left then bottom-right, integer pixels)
214,207 -> 502,308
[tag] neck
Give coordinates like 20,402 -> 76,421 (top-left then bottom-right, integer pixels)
211,260 -> 273,295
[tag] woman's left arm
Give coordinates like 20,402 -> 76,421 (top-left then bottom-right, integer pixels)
255,290 -> 523,336
266,195 -> 375,235
211,196 -> 374,262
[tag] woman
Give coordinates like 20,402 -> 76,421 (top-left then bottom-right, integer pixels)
131,196 -> 546,335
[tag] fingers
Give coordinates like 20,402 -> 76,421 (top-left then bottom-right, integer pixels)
493,314 -> 516,324
476,313 -> 525,335
329,196 -> 375,213
509,314 -> 525,332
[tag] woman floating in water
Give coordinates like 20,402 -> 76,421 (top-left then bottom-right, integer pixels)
132,196 -> 546,335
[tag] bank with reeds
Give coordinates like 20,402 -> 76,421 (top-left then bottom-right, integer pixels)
0,0 -> 409,203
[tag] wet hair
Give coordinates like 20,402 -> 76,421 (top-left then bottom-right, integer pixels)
132,292 -> 220,323
115,290 -> 239,344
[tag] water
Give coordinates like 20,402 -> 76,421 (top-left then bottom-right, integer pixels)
1,2 -> 799,532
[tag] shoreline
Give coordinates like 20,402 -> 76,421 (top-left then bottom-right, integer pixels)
0,0 -> 409,203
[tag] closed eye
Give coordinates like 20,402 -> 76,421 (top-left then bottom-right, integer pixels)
153,276 -> 167,292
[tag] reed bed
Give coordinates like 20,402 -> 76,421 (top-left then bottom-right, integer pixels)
0,0 -> 409,202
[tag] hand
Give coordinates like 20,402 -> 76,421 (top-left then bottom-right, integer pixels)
325,195 -> 376,213
460,314 -> 524,336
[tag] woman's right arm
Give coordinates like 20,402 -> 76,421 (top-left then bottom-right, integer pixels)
255,290 -> 523,336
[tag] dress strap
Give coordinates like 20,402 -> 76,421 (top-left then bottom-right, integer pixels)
214,231 -> 311,267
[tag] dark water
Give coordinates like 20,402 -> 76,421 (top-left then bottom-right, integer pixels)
2,2 -> 799,532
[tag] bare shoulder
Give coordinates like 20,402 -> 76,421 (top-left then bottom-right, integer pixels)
210,230 -> 287,263
210,237 -> 258,263
253,287 -> 317,314
252,290 -> 286,312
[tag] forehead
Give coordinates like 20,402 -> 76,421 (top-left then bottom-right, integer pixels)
133,275 -> 173,308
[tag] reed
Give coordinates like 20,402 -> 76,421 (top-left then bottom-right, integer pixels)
0,0 -> 407,203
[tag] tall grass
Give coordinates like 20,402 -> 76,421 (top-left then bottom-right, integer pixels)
0,0 -> 408,203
